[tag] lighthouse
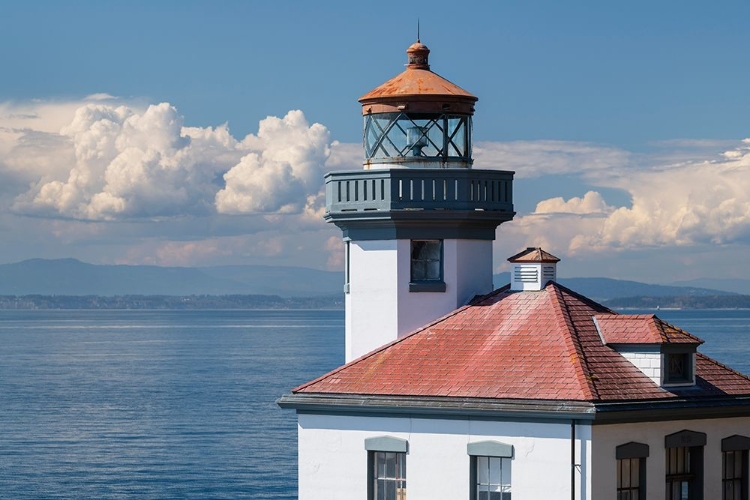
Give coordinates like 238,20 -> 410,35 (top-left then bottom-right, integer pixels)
325,40 -> 515,362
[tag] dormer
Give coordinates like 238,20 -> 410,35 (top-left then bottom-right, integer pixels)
593,314 -> 704,388
507,247 -> 560,291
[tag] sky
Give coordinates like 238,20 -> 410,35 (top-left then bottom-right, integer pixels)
1,0 -> 749,283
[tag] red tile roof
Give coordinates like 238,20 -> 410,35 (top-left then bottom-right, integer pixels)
507,247 -> 560,263
294,282 -> 750,402
594,315 -> 704,345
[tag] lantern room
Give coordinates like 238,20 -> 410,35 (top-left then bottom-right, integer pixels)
359,40 -> 477,169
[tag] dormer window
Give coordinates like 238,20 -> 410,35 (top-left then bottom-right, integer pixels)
593,315 -> 702,388
663,351 -> 695,386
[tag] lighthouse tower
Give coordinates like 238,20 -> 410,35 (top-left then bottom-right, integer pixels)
325,40 -> 515,362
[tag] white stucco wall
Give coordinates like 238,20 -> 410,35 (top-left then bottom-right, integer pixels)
618,349 -> 662,385
298,413 -> 591,500
346,239 -> 494,362
591,416 -> 750,499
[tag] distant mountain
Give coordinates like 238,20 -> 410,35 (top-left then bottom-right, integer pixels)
493,273 -> 735,302
670,278 -> 750,296
0,259 -> 344,297
0,258 -> 735,300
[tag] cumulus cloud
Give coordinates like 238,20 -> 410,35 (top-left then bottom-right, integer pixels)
215,110 -> 330,214
2,99 -> 331,220
510,139 -> 750,254
534,191 -> 613,215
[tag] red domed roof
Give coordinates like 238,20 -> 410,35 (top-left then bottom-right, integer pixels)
359,40 -> 477,115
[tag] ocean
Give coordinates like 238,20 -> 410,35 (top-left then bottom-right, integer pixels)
0,308 -> 749,498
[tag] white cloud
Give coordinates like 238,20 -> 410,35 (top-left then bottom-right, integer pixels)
474,140 -> 631,179
215,110 -> 330,214
534,191 -> 613,215
2,99 -> 332,220
508,139 -> 750,255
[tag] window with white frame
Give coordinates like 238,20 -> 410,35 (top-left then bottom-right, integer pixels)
365,436 -> 408,500
468,441 -> 513,500
371,451 -> 406,500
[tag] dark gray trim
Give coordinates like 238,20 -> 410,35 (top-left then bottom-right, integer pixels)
665,429 -> 707,448
661,344 -> 699,354
324,168 -> 514,215
616,442 -> 650,459
409,281 -> 446,292
278,393 -> 597,421
722,435 -> 750,451
364,436 -> 408,453
279,392 -> 750,424
328,212 -> 513,241
593,396 -> 750,424
467,440 -> 513,458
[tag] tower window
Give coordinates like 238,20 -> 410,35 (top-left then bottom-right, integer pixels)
409,240 -> 445,292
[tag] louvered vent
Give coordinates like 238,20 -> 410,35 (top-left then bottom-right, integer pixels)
543,265 -> 556,281
514,265 -> 538,283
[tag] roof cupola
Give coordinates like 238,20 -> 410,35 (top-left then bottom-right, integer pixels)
508,247 -> 560,291
406,40 -> 430,69
359,39 -> 478,169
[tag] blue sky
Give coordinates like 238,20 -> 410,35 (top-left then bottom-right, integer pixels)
1,1 -> 749,283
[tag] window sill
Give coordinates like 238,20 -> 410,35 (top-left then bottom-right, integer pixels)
409,281 -> 446,293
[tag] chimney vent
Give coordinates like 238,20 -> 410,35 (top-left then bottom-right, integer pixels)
507,247 -> 560,291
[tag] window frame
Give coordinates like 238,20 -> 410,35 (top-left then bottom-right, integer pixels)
365,436 -> 408,500
409,239 -> 446,292
663,351 -> 695,386
722,435 -> 750,500
616,442 -> 649,500
344,240 -> 351,294
467,440 -> 513,500
665,430 -> 706,500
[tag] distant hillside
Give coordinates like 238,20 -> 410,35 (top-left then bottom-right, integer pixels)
603,295 -> 750,310
493,273 -> 734,302
0,258 -> 735,301
670,278 -> 750,295
0,259 -> 343,297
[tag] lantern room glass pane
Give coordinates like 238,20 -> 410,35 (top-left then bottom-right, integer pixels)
364,113 -> 472,162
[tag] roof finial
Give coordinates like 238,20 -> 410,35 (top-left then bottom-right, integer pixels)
417,19 -> 420,42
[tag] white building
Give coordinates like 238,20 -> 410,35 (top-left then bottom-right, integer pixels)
279,40 -> 750,500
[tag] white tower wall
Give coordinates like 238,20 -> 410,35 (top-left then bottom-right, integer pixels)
346,238 -> 493,362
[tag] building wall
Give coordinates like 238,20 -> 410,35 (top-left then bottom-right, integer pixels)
591,416 -> 750,499
346,239 -> 493,362
618,349 -> 662,385
298,413 -> 591,500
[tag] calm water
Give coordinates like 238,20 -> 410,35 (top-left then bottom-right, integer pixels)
0,308 -> 749,499
0,310 -> 344,499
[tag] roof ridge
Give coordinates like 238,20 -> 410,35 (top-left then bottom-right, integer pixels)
547,283 -> 599,401
653,315 -> 705,344
550,281 -> 616,314
292,295 -> 482,393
